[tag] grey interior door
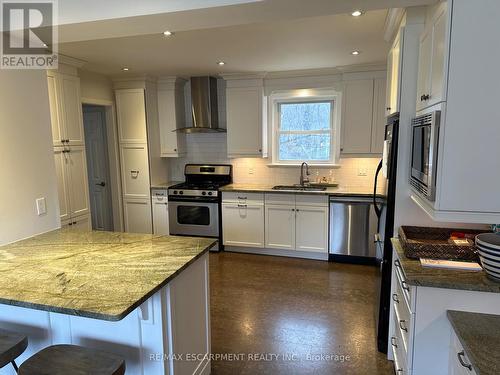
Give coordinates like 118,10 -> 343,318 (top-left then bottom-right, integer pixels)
83,105 -> 114,231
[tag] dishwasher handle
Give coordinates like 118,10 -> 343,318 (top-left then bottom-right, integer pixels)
329,196 -> 374,204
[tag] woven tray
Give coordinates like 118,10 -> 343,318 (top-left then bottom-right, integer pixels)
398,226 -> 489,261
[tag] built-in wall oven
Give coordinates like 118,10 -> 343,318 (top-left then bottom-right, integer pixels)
410,110 -> 441,201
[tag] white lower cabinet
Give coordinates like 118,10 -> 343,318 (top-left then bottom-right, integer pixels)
449,330 -> 477,375
265,204 -> 295,249
152,190 -> 169,235
223,192 -> 328,258
222,202 -> 265,247
123,198 -> 152,234
295,205 -> 329,253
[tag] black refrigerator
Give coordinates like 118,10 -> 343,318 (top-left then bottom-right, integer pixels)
373,113 -> 399,354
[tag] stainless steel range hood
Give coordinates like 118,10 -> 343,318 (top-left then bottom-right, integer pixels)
176,76 -> 225,133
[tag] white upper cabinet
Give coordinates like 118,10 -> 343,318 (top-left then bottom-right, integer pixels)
386,29 -> 402,116
341,78 -> 387,155
47,72 -> 84,146
225,78 -> 265,158
341,79 -> 374,154
157,78 -> 187,157
416,2 -> 448,111
371,78 -> 387,154
115,89 -> 148,143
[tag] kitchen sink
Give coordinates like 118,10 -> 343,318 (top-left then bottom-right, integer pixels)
272,185 -> 327,192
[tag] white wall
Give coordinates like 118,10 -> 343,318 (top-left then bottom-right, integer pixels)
79,69 -> 114,103
0,70 -> 59,245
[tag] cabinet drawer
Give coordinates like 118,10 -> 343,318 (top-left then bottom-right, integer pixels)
450,331 -> 477,375
393,280 -> 412,354
222,192 -> 264,205
391,312 -> 408,375
394,257 -> 413,309
296,194 -> 328,207
265,193 -> 295,206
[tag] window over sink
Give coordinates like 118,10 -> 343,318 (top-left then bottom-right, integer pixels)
270,90 -> 341,166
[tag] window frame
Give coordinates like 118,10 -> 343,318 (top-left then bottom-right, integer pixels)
270,90 -> 341,166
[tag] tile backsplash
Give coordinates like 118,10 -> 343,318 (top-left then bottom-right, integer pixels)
168,133 -> 383,188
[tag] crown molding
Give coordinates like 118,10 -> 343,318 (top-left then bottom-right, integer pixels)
219,72 -> 267,80
58,54 -> 87,68
384,8 -> 405,42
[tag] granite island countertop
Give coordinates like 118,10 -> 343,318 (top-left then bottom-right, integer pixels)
392,238 -> 500,293
220,183 -> 386,198
0,229 -> 216,321
448,310 -> 500,375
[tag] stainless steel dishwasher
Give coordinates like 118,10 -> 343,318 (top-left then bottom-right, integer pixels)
329,196 -> 380,263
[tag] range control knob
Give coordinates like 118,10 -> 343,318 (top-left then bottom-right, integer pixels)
179,191 -> 184,195
208,192 -> 213,196
202,191 -> 206,196
173,190 -> 178,194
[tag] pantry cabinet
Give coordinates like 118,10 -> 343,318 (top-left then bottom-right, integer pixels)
53,146 -> 90,226
415,2 -> 448,111
225,77 -> 266,158
157,77 -> 187,157
47,71 -> 85,146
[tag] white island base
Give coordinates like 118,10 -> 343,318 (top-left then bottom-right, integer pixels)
0,253 -> 211,375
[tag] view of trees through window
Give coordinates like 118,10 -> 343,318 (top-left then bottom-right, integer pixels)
278,101 -> 333,161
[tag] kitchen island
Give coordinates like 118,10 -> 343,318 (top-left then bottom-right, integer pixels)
0,229 -> 216,375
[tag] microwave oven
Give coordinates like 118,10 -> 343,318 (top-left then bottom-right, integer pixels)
409,111 -> 441,201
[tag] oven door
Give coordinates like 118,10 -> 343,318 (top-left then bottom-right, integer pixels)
168,200 -> 219,237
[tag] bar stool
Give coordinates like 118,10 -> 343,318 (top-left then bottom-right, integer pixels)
18,344 -> 125,375
0,328 -> 28,372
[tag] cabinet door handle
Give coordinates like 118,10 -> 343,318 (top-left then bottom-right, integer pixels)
401,280 -> 410,291
237,204 -> 247,208
258,149 -> 262,152
68,222 -> 73,226
457,351 -> 472,370
392,293 -> 399,303
386,107 -> 391,111
397,369 -> 403,374
131,170 -> 140,178
399,319 -> 408,332
96,181 -> 106,187
174,148 -> 177,152
237,196 -> 247,200
391,336 -> 398,348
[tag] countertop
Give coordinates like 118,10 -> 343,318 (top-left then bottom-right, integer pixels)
151,181 -> 181,190
448,310 -> 500,375
0,229 -> 216,321
219,183 -> 386,198
392,238 -> 500,293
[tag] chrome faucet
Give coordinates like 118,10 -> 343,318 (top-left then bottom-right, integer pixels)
300,162 -> 310,186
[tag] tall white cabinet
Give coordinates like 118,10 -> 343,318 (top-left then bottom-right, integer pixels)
114,79 -> 168,233
47,69 -> 91,230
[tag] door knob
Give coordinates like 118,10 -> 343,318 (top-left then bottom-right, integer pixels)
96,182 -> 106,187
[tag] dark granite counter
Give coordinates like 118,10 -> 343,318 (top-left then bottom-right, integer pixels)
448,310 -> 500,375
392,238 -> 500,293
150,181 -> 181,190
220,183 -> 386,198
0,229 -> 216,321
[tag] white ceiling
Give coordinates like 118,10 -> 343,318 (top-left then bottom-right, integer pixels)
59,10 -> 390,77
56,0 -> 437,77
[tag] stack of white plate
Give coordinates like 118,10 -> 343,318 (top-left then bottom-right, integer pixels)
476,233 -> 500,281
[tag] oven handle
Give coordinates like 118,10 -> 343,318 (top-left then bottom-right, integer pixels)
168,196 -> 219,203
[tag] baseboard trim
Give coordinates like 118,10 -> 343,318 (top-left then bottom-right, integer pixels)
224,246 -> 328,261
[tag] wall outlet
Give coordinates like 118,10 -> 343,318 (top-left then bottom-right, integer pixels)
36,197 -> 47,216
357,168 -> 368,177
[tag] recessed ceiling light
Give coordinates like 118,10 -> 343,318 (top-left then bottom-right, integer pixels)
163,30 -> 174,37
351,10 -> 363,17
122,67 -> 129,71
351,50 -> 360,55
217,61 -> 226,66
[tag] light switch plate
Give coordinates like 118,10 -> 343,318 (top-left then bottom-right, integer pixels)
36,197 -> 47,216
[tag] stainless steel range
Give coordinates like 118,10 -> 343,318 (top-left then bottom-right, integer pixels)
168,164 -> 232,240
